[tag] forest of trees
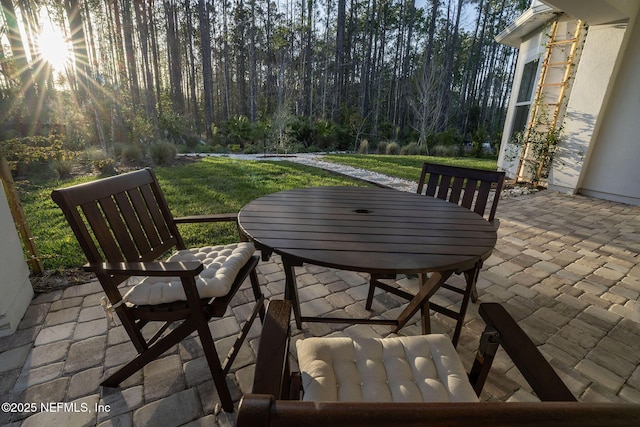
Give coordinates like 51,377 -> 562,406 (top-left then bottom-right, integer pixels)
0,0 -> 529,161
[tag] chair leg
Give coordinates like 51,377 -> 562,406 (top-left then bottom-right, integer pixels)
365,277 -> 377,310
249,268 -> 266,322
283,258 -> 302,329
101,317 -> 198,387
471,282 -> 479,303
468,326 -> 500,396
419,274 -> 432,334
197,310 -> 235,412
451,265 -> 481,347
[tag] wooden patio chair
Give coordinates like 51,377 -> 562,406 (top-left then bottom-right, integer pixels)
51,168 -> 265,412
236,300 -> 640,426
366,162 -> 506,346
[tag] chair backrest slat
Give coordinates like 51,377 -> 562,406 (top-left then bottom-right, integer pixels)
417,163 -> 505,223
435,175 -> 451,200
113,192 -> 152,255
139,184 -> 173,243
52,168 -> 182,267
81,201 -> 126,262
99,195 -> 140,261
473,180 -> 492,217
461,178 -> 478,210
425,173 -> 440,198
126,185 -> 164,248
448,176 -> 465,204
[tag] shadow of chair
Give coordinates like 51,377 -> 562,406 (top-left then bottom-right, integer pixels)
366,162 -> 506,346
51,167 -> 264,412
237,300 -> 640,426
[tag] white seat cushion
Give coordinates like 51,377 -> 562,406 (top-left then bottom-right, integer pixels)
296,334 -> 479,403
122,242 -> 255,305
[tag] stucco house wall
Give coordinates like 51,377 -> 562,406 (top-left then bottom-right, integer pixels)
496,0 -> 640,205
0,184 -> 33,336
574,14 -> 640,204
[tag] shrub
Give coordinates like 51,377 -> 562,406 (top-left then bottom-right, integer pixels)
116,143 -> 145,165
84,147 -> 109,161
63,130 -> 87,152
223,115 -> 253,144
386,141 -> 400,155
93,158 -> 115,175
432,144 -> 457,157
471,127 -> 489,158
128,112 -> 156,145
210,144 -> 226,153
51,159 -> 74,179
0,135 -> 69,177
377,141 -> 388,154
228,144 -> 242,153
83,148 -> 115,174
400,142 -> 425,156
358,139 -> 369,154
149,140 -> 177,165
158,108 -> 190,145
312,119 -> 339,150
243,143 -> 262,154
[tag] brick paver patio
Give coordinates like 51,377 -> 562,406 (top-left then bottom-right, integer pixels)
1,179 -> 639,426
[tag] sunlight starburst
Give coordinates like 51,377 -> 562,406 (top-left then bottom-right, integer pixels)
38,23 -> 72,73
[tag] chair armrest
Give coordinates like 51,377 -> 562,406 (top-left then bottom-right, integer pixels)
237,398 -> 640,427
85,261 -> 203,277
478,303 -> 575,401
173,213 -> 238,224
252,300 -> 292,399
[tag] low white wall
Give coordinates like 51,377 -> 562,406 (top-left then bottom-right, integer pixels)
0,183 -> 33,336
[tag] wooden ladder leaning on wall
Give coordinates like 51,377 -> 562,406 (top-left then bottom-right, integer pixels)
516,19 -> 583,184
0,156 -> 43,274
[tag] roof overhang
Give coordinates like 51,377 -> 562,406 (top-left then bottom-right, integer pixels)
496,0 -> 639,48
540,0 -> 636,25
495,2 -> 560,47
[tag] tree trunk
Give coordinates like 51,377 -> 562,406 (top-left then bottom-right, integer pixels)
248,0 -> 258,121
333,0 -> 346,122
199,0 -> 214,138
185,0 -> 200,130
109,0 -> 127,90
165,0 -> 184,113
133,0 -> 158,122
1,0 -> 37,121
120,0 -> 141,107
147,0 -> 163,115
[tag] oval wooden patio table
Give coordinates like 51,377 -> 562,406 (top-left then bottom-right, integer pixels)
238,186 -> 497,332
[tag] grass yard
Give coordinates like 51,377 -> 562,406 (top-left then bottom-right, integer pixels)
18,154 -> 498,273
323,154 -> 498,182
19,157 -> 368,271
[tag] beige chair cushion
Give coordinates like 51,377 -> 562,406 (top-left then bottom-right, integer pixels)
296,334 -> 479,403
123,242 -> 254,305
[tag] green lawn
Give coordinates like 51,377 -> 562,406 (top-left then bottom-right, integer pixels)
19,157 -> 368,271
19,154 -> 498,271
323,154 -> 498,182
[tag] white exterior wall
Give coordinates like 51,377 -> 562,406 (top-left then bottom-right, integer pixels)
0,184 -> 33,336
575,11 -> 640,204
548,23 -> 628,198
498,2 -> 640,205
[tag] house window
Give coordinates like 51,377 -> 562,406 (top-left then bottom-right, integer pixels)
511,59 -> 539,138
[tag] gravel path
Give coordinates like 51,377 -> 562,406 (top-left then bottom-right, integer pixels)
179,152 -> 537,197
